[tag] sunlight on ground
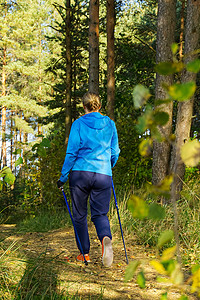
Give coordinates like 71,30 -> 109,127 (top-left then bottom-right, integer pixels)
0,224 -> 197,300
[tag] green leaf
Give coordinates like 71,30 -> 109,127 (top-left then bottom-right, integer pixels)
167,81 -> 196,101
139,138 -> 152,157
40,138 -> 51,148
137,271 -> 146,288
160,292 -> 168,300
37,146 -> 47,158
186,59 -> 200,73
157,230 -> 174,248
178,296 -> 188,300
4,173 -> 15,185
13,149 -> 22,155
191,264 -> 200,274
171,43 -> 179,55
136,108 -> 153,133
15,157 -> 23,167
128,195 -> 149,219
148,203 -> 166,220
155,62 -> 184,75
124,260 -> 140,282
147,175 -> 173,196
153,111 -> 169,126
32,143 -> 40,151
0,180 -> 3,191
0,166 -> 12,177
181,139 -> 200,167
132,84 -> 151,109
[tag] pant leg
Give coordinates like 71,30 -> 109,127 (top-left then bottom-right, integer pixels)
90,173 -> 112,243
69,171 -> 91,254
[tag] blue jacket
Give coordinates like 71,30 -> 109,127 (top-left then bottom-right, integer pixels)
59,112 -> 120,183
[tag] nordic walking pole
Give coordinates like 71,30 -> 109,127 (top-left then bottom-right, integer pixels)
111,178 -> 129,264
60,187 -> 88,265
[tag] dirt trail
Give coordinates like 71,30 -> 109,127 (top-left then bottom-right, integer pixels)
0,224 -> 196,299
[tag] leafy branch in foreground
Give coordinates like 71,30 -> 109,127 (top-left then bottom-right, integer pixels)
126,47 -> 200,299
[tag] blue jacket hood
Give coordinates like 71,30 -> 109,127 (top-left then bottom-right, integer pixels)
79,112 -> 110,129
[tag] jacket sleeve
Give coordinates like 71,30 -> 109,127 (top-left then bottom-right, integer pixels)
59,120 -> 81,183
111,121 -> 120,168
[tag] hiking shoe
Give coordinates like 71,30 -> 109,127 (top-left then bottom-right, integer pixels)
102,236 -> 113,267
76,253 -> 91,262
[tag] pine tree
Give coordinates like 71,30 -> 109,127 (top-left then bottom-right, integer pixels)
89,0 -> 99,94
106,0 -> 115,120
152,0 -> 176,188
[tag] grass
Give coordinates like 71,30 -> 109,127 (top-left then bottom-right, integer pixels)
110,178 -> 200,266
0,177 -> 200,298
16,208 -> 72,233
0,243 -> 104,300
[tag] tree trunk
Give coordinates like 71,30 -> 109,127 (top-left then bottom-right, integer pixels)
170,0 -> 200,200
1,45 -> 7,168
65,0 -> 72,145
106,0 -> 115,120
38,28 -> 42,136
152,0 -> 176,186
73,44 -> 77,120
10,111 -> 14,171
89,0 -> 99,95
179,0 -> 185,60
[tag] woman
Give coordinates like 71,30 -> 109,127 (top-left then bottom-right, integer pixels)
57,92 -> 120,267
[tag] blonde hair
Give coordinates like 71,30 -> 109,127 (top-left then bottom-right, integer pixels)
82,92 -> 101,112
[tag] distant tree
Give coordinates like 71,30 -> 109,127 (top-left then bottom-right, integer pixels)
64,0 -> 72,144
1,1 -> 8,168
106,0 -> 115,120
0,0 -> 51,170
152,0 -> 176,187
89,0 -> 99,94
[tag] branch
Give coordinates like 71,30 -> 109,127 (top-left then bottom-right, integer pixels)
133,35 -> 156,53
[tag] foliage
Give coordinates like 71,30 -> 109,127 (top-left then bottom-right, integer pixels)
113,106 -> 152,189
0,242 -> 85,299
16,209 -> 71,233
123,48 -> 200,298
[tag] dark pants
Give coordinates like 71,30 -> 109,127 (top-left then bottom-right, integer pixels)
69,171 -> 112,254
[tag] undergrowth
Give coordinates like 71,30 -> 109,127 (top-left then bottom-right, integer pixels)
16,209 -> 72,233
0,177 -> 199,298
110,177 -> 200,266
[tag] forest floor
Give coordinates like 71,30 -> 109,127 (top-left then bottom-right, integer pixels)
0,223 -> 197,300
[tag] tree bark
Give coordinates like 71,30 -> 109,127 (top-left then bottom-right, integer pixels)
10,111 -> 14,171
179,0 -> 185,60
1,45 -> 7,168
89,0 -> 99,95
106,0 -> 115,120
170,0 -> 200,199
65,0 -> 72,145
152,0 -> 176,186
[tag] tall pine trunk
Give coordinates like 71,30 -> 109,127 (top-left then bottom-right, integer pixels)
1,45 -> 7,168
89,0 -> 99,94
106,0 -> 115,120
152,0 -> 176,187
179,0 -> 185,60
170,0 -> 200,199
65,0 -> 72,144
